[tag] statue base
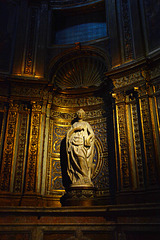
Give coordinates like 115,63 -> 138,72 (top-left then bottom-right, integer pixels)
61,186 -> 97,206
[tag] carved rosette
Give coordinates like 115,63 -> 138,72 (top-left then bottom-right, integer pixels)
13,105 -> 30,193
0,101 -> 19,192
25,101 -> 42,192
137,86 -> 158,185
115,93 -> 130,189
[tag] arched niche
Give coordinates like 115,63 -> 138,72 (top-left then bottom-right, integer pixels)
46,47 -> 115,204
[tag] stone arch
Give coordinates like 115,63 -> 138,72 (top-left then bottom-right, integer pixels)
47,45 -> 111,90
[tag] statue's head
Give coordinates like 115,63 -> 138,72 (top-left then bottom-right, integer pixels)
76,108 -> 85,120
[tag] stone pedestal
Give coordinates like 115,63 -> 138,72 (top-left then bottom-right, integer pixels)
61,187 -> 97,206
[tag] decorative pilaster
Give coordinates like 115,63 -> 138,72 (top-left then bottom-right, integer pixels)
0,103 -> 8,162
13,104 -> 30,193
25,101 -> 42,193
126,92 -> 145,189
41,102 -> 51,195
136,85 -> 158,186
0,101 -> 19,192
114,92 -> 130,190
147,84 -> 160,183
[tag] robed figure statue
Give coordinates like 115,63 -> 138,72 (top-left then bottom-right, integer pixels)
66,109 -> 95,187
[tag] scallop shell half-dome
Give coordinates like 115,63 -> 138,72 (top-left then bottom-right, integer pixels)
52,56 -> 107,90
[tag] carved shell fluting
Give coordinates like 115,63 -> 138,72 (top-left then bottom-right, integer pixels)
53,57 -> 106,89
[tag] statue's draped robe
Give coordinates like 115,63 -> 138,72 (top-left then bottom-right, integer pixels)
66,121 -> 95,186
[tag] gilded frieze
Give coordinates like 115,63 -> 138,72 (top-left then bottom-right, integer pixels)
112,71 -> 144,89
53,95 -> 103,108
51,109 -> 106,121
12,86 -> 43,98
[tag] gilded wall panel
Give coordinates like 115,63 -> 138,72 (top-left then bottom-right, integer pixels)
138,90 -> 158,186
25,102 -> 42,193
46,94 -> 110,196
0,102 -> 19,192
115,94 -> 130,189
13,105 -> 30,193
130,100 -> 145,188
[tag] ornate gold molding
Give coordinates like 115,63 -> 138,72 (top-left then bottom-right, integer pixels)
114,93 -> 130,189
137,86 -> 158,185
112,70 -> 144,89
13,105 -> 30,193
0,101 -> 19,192
53,95 -> 103,108
25,101 -> 42,192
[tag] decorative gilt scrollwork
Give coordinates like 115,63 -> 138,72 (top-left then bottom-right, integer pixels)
137,86 -> 158,185
47,92 -> 109,195
25,101 -> 42,192
0,101 -> 19,191
115,93 -> 130,189
112,71 -> 144,89
13,105 -> 30,193
130,101 -> 145,188
53,95 -> 103,108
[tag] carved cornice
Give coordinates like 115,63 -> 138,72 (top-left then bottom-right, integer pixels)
106,57 -> 160,91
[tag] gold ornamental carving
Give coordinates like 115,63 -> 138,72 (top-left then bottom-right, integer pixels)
47,95 -> 109,194
12,86 -> 43,98
0,101 -> 19,191
116,98 -> 130,189
51,109 -> 106,121
130,101 -> 145,188
138,89 -> 158,185
25,102 -> 42,192
53,95 -> 103,108
13,105 -> 30,193
112,70 -> 144,89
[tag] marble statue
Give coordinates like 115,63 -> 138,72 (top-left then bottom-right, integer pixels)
66,109 -> 95,187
